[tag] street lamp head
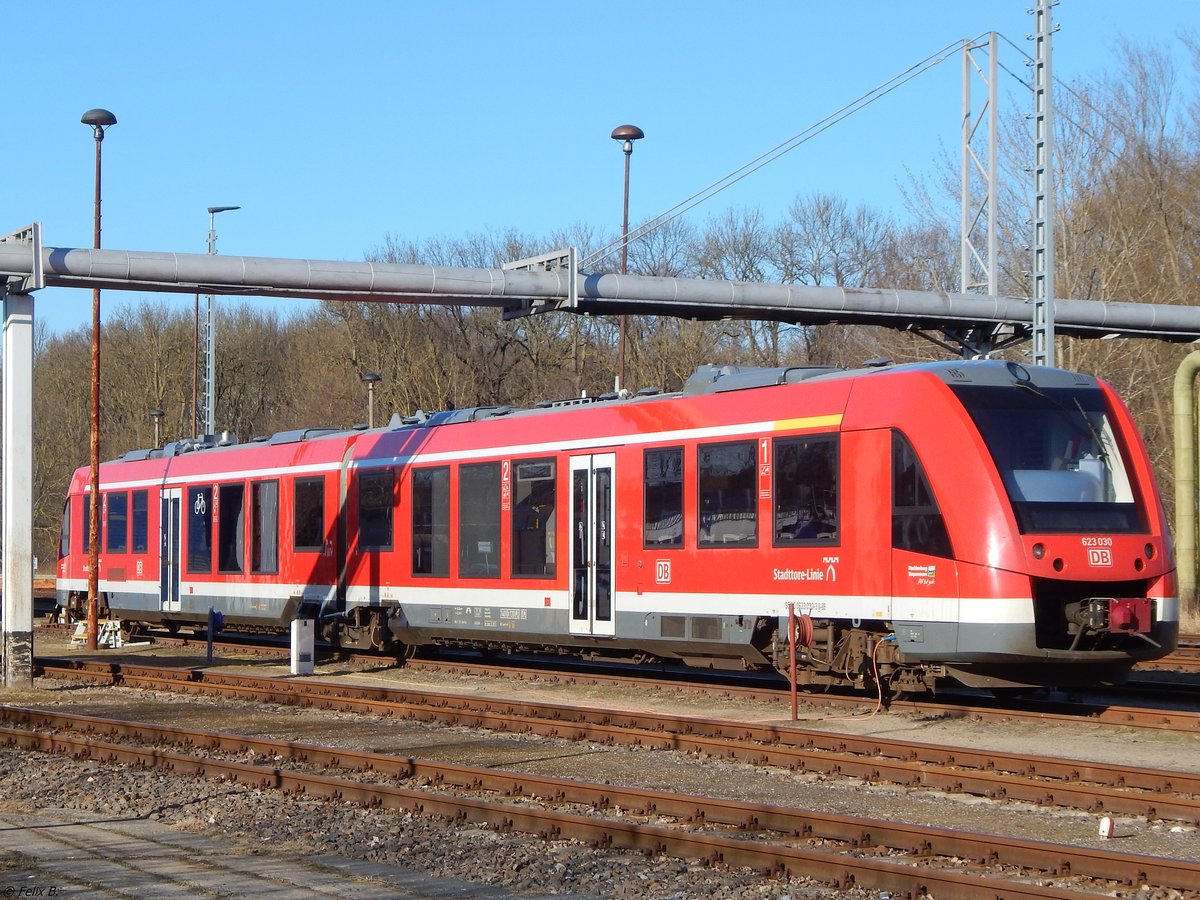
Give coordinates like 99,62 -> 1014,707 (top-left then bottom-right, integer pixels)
208,206 -> 241,215
611,124 -> 644,142
611,124 -> 644,154
81,108 -> 117,140
149,408 -> 165,447
360,371 -> 382,385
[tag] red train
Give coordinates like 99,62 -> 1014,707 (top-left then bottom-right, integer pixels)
57,360 -> 1178,693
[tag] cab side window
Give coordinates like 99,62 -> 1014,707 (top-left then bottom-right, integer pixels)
892,431 -> 953,558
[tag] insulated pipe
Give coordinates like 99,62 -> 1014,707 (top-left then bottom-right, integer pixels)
1174,351 -> 1200,613
6,244 -> 1200,340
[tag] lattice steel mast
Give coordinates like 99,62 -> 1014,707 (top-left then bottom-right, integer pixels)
1031,0 -> 1057,366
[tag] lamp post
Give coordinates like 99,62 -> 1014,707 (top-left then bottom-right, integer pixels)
149,408 -> 165,446
610,124 -> 644,391
202,205 -> 240,438
360,372 -> 381,428
81,107 -> 116,652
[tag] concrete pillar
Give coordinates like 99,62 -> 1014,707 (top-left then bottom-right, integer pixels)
290,619 -> 314,676
3,290 -> 34,689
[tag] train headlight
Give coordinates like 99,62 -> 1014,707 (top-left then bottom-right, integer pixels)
1145,543 -> 1156,560
1032,542 -> 1046,559
1006,361 -> 1032,383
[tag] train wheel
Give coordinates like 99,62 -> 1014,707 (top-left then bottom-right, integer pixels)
340,607 -> 394,653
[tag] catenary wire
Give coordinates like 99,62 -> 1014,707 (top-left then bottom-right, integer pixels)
582,37 -> 971,271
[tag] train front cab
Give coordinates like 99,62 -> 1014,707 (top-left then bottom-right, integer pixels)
889,364 -> 1177,690
56,461 -> 164,624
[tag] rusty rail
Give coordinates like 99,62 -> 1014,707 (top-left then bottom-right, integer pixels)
2,705 -> 1193,896
33,657 -> 1200,824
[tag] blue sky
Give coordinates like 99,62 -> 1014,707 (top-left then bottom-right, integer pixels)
4,0 -> 1196,335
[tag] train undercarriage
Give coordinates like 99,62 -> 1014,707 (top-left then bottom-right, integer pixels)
768,618 -> 942,695
60,591 -> 1156,698
328,605 -> 941,696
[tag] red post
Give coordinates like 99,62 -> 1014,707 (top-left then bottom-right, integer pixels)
788,603 -> 798,721
86,134 -> 104,652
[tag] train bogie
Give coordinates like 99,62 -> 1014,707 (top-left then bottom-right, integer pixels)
57,360 -> 1178,694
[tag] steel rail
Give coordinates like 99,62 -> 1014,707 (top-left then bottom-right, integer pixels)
2,707 -> 1193,895
1140,648 -> 1200,672
34,658 -> 1200,823
39,636 -> 1200,732
400,655 -> 1200,731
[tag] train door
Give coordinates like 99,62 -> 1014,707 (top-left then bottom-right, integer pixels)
159,487 -> 182,613
569,453 -> 616,637
890,431 -> 959,633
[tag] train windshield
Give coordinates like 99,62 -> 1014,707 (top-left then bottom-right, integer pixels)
951,383 -> 1144,534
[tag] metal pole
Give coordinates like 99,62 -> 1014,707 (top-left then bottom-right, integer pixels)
960,39 -> 970,295
788,603 -> 798,721
204,217 -> 216,438
987,31 -> 998,296
360,372 -> 380,428
81,110 -> 116,652
960,34 -> 999,299
618,143 -> 631,391
611,125 -> 643,392
87,134 -> 103,650
1032,0 -> 1056,366
203,206 -> 239,438
192,291 -> 200,437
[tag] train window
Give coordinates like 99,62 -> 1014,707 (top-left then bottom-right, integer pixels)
106,492 -> 128,553
951,382 -> 1144,534
358,469 -> 394,551
412,466 -> 449,576
644,447 -> 683,548
512,459 -> 556,577
187,486 -> 213,573
293,476 -> 325,551
773,436 -> 839,545
131,490 -> 148,553
459,462 -> 500,578
892,431 -> 953,559
698,441 -> 757,548
59,499 -> 71,558
218,483 -> 246,573
252,480 -> 279,574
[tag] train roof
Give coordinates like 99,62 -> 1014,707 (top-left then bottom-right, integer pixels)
108,359 -> 1102,466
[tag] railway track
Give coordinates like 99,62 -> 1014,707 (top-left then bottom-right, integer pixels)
1,703 -> 1195,897
1140,634 -> 1200,672
398,654 -> 1200,731
58,621 -> 1200,731
31,656 -> 1200,824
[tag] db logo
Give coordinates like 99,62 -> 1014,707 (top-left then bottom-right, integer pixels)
1088,548 -> 1113,567
655,559 -> 672,584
